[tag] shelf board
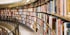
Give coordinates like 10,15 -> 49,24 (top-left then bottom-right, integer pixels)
36,12 -> 70,22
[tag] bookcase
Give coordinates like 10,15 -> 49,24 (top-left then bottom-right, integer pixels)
34,0 -> 70,35
0,0 -> 70,35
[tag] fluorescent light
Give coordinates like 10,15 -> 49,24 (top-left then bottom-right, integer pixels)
0,0 -> 22,4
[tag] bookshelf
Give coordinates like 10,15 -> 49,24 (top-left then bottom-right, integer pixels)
0,0 -> 70,35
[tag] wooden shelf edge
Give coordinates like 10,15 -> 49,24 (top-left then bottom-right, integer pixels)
36,12 -> 70,22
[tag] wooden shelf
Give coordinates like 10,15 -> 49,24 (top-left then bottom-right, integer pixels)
52,14 -> 70,22
36,12 -> 70,22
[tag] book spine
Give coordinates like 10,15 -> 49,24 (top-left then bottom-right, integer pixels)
47,3 -> 49,13
49,0 -> 55,14
56,0 -> 60,15
56,19 -> 63,35
64,22 -> 68,35
49,16 -> 53,35
60,0 -> 64,16
64,0 -> 66,16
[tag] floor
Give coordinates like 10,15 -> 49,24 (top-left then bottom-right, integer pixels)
19,25 -> 36,35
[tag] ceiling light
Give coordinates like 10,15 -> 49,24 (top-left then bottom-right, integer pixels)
26,0 -> 30,2
0,0 -> 22,4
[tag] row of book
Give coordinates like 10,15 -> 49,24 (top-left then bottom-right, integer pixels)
0,0 -> 70,35
0,9 -> 37,31
35,0 -> 70,35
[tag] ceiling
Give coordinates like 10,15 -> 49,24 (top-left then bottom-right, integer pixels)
0,0 -> 21,4
0,0 -> 36,8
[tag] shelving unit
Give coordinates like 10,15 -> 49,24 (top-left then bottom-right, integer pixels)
0,0 -> 70,35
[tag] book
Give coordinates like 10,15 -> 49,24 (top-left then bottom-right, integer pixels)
33,8 -> 36,12
49,16 -> 56,35
37,6 -> 41,12
60,0 -> 64,16
64,22 -> 70,35
56,19 -> 63,35
28,8 -> 33,12
66,0 -> 70,17
40,4 -> 47,12
49,0 -> 55,13
56,0 -> 60,15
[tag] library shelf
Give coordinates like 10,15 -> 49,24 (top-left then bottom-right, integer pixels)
36,12 -> 70,22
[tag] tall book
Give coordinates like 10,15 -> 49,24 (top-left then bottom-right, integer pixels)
49,16 -> 53,35
52,17 -> 56,35
56,0 -> 65,16
60,0 -> 64,16
49,16 -> 56,35
42,13 -> 47,35
66,0 -> 70,17
48,0 -> 55,14
56,0 -> 60,15
47,3 -> 50,13
56,19 -> 63,35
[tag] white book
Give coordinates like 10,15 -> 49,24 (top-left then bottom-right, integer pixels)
37,6 -> 41,12
18,9 -> 23,14
64,22 -> 68,35
49,16 -> 53,35
49,1 -> 55,13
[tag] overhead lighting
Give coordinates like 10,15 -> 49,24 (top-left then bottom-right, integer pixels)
26,0 -> 30,2
0,0 -> 22,4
